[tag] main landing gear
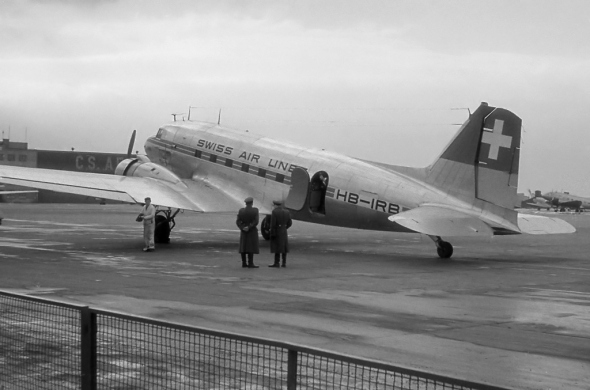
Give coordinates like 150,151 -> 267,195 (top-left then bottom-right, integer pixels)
429,235 -> 453,259
154,208 -> 180,244
260,215 -> 271,241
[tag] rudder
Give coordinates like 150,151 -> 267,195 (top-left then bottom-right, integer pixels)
426,102 -> 521,210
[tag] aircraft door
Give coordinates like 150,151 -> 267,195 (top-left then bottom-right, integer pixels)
309,171 -> 329,215
285,168 -> 310,211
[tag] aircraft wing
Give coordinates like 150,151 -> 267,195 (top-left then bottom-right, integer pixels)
0,165 -> 241,212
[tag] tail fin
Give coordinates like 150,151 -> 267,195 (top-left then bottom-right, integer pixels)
426,102 -> 521,210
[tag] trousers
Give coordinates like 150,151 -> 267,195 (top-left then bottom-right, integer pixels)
143,222 -> 155,249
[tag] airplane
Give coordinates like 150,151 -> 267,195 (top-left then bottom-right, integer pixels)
535,190 -> 590,212
518,190 -> 553,210
0,102 -> 575,258
0,184 -> 38,201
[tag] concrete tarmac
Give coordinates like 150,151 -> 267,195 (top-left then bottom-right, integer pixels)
1,203 -> 589,389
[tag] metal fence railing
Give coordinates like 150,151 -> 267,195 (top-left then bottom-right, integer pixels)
0,290 -> 513,390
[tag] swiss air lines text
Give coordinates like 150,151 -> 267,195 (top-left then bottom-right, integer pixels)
196,139 -> 234,155
195,138 -> 305,173
333,189 -> 401,214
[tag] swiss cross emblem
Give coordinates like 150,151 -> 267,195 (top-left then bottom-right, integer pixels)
481,119 -> 512,160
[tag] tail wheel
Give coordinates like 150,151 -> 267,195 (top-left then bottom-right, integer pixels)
261,215 -> 271,241
154,215 -> 171,244
437,241 -> 453,259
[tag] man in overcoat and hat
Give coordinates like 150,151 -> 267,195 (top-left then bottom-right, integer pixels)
236,197 -> 260,268
268,200 -> 293,268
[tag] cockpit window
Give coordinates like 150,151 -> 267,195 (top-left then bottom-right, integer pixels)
157,127 -> 177,142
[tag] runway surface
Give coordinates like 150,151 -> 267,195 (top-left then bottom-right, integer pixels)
1,203 -> 589,389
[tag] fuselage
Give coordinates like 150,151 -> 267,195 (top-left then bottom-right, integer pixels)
143,121 -> 469,232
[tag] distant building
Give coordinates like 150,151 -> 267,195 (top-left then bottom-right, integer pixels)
0,138 -> 129,203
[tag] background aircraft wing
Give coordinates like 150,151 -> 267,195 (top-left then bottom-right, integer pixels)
0,165 -> 243,212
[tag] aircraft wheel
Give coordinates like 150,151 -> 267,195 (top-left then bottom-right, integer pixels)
261,215 -> 271,241
437,241 -> 453,259
154,215 -> 171,244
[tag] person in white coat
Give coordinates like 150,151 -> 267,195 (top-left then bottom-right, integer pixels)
138,197 -> 157,252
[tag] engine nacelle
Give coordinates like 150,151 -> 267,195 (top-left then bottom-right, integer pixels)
114,158 -> 183,185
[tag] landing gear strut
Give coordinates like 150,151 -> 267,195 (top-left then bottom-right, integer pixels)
154,208 -> 180,244
260,215 -> 271,241
429,235 -> 453,259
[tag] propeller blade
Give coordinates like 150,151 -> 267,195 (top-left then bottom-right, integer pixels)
127,130 -> 137,158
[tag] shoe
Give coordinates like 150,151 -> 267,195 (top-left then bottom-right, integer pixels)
268,263 -> 280,268
281,263 -> 286,268
148,247 -> 155,252
242,262 -> 248,268
142,248 -> 148,252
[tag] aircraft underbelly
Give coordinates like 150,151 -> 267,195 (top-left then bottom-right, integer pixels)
287,197 -> 411,233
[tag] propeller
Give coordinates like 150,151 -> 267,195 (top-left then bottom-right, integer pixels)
127,130 -> 137,158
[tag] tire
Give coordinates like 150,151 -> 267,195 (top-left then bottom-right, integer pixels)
154,215 -> 171,244
437,241 -> 453,259
261,215 -> 271,241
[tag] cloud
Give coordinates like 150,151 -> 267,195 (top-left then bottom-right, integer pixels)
1,0 -> 590,194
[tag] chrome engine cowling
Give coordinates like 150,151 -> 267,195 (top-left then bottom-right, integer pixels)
114,157 -> 183,185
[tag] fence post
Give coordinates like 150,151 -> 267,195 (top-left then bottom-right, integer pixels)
80,307 -> 97,390
287,349 -> 298,390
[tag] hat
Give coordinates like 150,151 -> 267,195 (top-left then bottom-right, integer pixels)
244,197 -> 253,204
273,200 -> 282,206
145,197 -> 151,201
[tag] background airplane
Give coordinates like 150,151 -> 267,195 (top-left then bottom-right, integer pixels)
519,193 -> 552,210
518,190 -> 553,210
534,190 -> 590,212
0,102 -> 575,258
0,184 -> 38,202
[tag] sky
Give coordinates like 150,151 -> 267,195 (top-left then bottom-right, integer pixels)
1,0 -> 590,196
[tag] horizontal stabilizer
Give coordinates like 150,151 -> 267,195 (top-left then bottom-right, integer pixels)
517,214 -> 576,234
388,206 -> 494,237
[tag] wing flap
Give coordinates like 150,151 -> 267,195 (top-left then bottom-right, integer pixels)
517,214 -> 576,234
388,206 -> 494,237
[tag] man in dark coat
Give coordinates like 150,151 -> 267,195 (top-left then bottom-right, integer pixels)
236,197 -> 260,268
268,200 -> 293,268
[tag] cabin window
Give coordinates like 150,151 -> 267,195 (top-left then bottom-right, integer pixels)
7,154 -> 15,162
